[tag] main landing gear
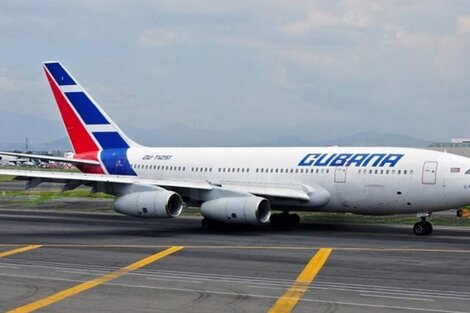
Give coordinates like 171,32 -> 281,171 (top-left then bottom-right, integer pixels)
270,212 -> 300,228
413,212 -> 433,236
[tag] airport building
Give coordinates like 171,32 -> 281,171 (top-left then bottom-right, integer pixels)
427,138 -> 470,158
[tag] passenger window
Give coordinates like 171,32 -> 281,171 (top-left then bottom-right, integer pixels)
369,169 -> 373,174
404,170 -> 407,175
398,170 -> 401,174
247,169 -> 249,173
295,169 -> 298,173
410,170 -> 413,174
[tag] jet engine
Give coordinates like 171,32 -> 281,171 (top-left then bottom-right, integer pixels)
201,196 -> 271,225
113,191 -> 183,218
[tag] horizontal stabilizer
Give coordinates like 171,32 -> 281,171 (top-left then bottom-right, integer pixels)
0,152 -> 101,166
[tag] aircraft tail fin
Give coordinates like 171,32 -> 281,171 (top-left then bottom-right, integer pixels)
43,61 -> 140,156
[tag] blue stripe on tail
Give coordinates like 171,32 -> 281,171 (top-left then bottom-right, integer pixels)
65,92 -> 110,125
44,63 -> 76,86
93,132 -> 129,149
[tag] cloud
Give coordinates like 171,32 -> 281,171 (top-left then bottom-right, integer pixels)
457,15 -> 470,35
137,29 -> 195,48
281,3 -> 374,34
0,69 -> 19,92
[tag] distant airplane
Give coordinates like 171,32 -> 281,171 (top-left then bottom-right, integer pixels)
0,154 -> 29,166
1,62 -> 470,235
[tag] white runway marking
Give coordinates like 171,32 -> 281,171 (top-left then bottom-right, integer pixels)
360,293 -> 434,301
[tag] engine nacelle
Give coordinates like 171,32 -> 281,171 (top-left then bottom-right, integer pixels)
113,191 -> 183,218
201,196 -> 271,225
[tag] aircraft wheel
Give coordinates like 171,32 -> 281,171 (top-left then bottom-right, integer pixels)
424,221 -> 433,235
413,221 -> 426,235
413,221 -> 432,236
201,218 -> 214,230
288,213 -> 300,227
270,214 -> 282,227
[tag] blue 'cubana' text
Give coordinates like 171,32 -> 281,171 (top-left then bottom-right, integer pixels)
298,153 -> 404,167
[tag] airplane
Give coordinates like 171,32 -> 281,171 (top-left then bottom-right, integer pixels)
1,62 -> 470,236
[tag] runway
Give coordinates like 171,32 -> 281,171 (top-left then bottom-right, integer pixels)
0,209 -> 470,313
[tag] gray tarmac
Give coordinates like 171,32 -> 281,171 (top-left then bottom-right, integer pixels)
0,208 -> 470,313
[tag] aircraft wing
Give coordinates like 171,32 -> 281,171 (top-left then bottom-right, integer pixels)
0,169 -> 213,191
0,152 -> 100,166
0,169 -> 311,202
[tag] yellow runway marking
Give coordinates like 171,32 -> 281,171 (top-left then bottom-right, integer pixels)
268,248 -> 333,313
268,248 -> 332,313
0,245 -> 42,259
7,246 -> 183,313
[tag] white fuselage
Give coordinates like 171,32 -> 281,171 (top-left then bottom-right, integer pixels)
119,146 -> 470,215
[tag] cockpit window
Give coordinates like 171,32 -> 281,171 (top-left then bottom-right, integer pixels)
465,169 -> 470,175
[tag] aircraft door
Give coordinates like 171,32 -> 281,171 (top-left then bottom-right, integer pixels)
335,167 -> 347,183
422,161 -> 438,184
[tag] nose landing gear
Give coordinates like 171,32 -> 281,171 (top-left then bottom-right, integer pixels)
413,213 -> 433,236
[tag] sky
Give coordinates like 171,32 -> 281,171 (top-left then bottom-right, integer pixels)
1,0 -> 470,144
